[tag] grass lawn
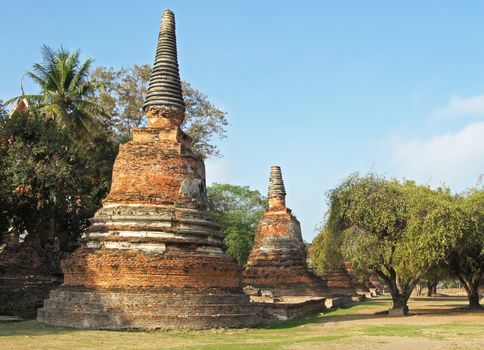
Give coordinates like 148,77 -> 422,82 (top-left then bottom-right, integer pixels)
0,296 -> 482,350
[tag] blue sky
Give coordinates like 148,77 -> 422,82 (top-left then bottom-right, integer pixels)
1,1 -> 483,241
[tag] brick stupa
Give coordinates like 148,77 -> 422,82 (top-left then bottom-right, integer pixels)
320,264 -> 360,297
38,10 -> 261,330
243,166 -> 326,297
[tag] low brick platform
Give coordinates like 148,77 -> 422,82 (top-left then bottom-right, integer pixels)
38,290 -> 326,329
255,298 -> 326,322
39,288 -> 261,330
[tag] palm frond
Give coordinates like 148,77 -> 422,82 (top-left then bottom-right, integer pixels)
40,45 -> 62,90
26,71 -> 51,90
68,58 -> 93,92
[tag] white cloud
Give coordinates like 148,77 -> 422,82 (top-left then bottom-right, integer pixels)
205,158 -> 230,185
432,94 -> 484,119
393,121 -> 484,190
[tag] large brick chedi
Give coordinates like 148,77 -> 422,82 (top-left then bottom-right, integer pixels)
38,9 -> 260,330
243,166 -> 326,297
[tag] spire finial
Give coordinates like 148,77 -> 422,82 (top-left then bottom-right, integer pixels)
143,9 -> 185,127
268,166 -> 286,208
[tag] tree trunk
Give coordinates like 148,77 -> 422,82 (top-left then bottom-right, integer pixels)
388,284 -> 410,314
465,282 -> 481,309
375,268 -> 412,315
427,282 -> 433,297
459,275 -> 482,309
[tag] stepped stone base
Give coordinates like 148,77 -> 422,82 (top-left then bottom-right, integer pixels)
38,288 -> 326,329
38,288 -> 262,330
37,247 -> 266,330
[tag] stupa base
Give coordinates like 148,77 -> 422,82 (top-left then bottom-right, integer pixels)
38,287 -> 263,330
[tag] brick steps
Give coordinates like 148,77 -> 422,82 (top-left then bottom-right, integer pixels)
38,289 -> 262,329
38,308 -> 261,330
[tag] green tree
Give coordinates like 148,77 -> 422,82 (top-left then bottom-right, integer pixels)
90,65 -> 228,158
0,100 -> 7,119
0,100 -> 9,240
418,263 -> 453,297
207,183 -> 267,266
0,110 -> 116,246
6,45 -> 106,143
447,185 -> 483,309
310,174 -> 463,312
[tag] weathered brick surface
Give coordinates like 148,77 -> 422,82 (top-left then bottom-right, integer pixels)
61,248 -> 242,289
320,265 -> 356,296
0,244 -> 63,317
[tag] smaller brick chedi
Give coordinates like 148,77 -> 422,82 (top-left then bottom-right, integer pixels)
243,166 -> 326,297
320,264 -> 359,297
38,9 -> 261,330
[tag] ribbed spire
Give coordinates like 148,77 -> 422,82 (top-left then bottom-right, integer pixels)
268,166 -> 286,208
142,9 -> 185,115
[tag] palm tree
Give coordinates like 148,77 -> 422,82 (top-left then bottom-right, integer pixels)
7,45 -> 106,142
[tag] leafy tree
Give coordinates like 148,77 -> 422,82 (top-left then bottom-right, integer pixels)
0,110 -> 116,247
0,100 -> 7,119
6,45 -> 106,143
0,100 -> 9,240
447,185 -> 483,309
310,174 -> 463,312
90,65 -> 228,158
417,263 -> 453,296
207,183 -> 267,265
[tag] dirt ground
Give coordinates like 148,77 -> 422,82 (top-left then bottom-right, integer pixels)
0,296 -> 482,350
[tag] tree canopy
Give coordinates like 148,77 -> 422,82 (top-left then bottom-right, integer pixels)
0,111 -> 116,246
207,183 -> 267,266
310,174 -> 465,311
1,47 -> 117,247
447,184 -> 484,308
90,65 -> 228,158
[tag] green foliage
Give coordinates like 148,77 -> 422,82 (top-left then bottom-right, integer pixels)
90,65 -> 228,158
0,100 -> 7,120
1,47 -> 118,246
447,184 -> 484,307
207,183 -> 267,265
6,46 -> 107,144
310,173 -> 464,309
0,109 -> 116,244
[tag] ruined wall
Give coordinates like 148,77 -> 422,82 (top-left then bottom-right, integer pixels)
0,244 -> 63,317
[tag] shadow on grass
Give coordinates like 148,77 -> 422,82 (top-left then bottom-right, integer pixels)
410,296 -> 468,302
263,298 -> 482,331
410,306 -> 484,316
265,300 -> 391,330
0,319 -> 78,337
